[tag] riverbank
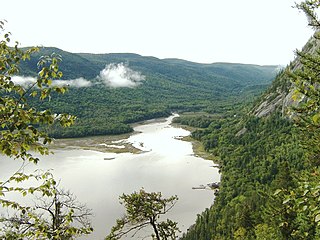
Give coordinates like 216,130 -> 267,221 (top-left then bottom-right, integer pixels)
50,117 -> 169,153
51,114 -> 220,166
4,113 -> 220,240
51,133 -> 141,153
171,114 -> 220,164
182,135 -> 219,162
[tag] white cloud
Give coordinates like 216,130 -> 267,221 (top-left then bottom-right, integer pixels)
98,63 -> 145,88
52,77 -> 92,88
10,76 -> 92,88
11,76 -> 36,86
10,65 -> 145,89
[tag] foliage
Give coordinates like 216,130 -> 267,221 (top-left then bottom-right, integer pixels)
181,80 -> 307,240
106,189 -> 179,240
0,173 -> 93,239
286,3 -> 320,167
269,2 -> 320,239
18,47 -> 278,138
181,1 -> 320,239
0,21 -> 75,163
0,22 -> 91,239
270,171 -> 320,239
172,114 -> 213,128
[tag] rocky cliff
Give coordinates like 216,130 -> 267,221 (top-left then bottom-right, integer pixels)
252,33 -> 319,118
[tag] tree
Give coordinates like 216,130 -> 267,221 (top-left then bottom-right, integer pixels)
267,1 -> 320,239
0,21 -> 92,239
0,178 -> 92,239
106,189 -> 180,240
0,20 -> 75,164
288,0 -> 320,165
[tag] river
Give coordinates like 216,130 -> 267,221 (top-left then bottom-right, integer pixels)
0,114 -> 220,239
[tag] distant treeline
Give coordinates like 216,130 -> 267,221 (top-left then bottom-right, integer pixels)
21,48 -> 277,138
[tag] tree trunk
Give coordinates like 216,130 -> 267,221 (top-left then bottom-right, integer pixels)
150,218 -> 160,240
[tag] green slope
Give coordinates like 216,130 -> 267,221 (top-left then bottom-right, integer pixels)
179,36 -> 318,240
19,47 -> 278,137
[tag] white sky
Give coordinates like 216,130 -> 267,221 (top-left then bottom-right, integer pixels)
1,0 -> 314,65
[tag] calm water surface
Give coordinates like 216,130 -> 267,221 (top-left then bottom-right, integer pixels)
1,115 -> 220,239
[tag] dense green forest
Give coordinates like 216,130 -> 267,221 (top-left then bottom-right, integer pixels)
14,14 -> 319,240
180,2 -> 320,238
179,106 -> 307,239
18,48 -> 277,137
4,0 -> 320,239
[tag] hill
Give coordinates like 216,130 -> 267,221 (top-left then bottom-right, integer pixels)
180,31 -> 319,240
19,47 -> 278,137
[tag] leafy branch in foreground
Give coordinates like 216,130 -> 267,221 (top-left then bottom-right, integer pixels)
268,1 -> 320,239
106,189 -> 179,240
287,1 -> 320,167
0,21 -> 91,239
0,20 -> 75,164
0,172 -> 93,239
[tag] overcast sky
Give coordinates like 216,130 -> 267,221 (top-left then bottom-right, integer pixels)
1,0 -> 314,65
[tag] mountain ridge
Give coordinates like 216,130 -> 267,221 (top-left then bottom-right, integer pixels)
18,47 -> 279,137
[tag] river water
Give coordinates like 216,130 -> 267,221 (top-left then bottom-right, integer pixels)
1,114 -> 220,239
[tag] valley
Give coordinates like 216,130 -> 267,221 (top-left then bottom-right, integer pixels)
2,1 -> 320,239
0,114 -> 220,239
19,48 -> 278,138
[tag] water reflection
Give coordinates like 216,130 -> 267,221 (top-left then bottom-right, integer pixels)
0,115 -> 220,239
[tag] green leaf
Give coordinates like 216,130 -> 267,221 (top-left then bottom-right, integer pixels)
31,91 -> 38,97
303,189 -> 309,196
283,198 -> 291,204
312,113 -> 320,124
274,189 -> 282,195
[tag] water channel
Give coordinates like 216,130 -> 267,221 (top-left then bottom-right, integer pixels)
1,114 -> 220,239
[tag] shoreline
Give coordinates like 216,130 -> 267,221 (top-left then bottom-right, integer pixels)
51,114 -> 220,168
171,122 -> 220,164
50,116 -> 170,154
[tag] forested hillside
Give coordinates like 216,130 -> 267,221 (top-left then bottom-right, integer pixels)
180,2 -> 320,239
180,107 -> 306,239
18,48 -> 277,137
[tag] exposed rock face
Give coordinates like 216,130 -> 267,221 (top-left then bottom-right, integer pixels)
235,127 -> 247,137
254,93 -> 285,118
252,34 -> 319,118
